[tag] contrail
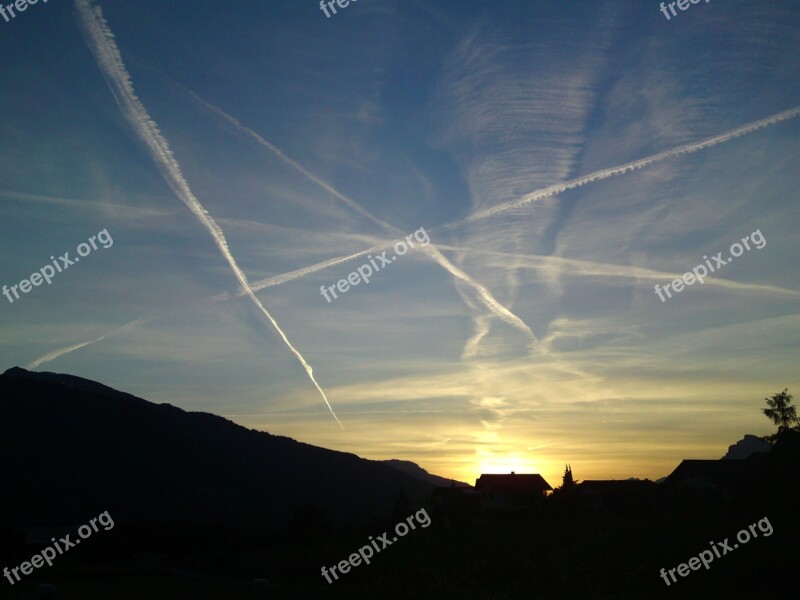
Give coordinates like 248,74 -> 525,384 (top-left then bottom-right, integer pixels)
27,240 -> 393,371
245,243 -> 536,337
75,0 -> 342,428
432,243 -> 800,298
26,318 -> 148,369
0,189 -> 171,218
181,85 -> 535,339
422,245 -> 535,338
30,226 -> 798,370
181,85 -> 399,235
444,106 -> 800,227
229,242 -> 388,297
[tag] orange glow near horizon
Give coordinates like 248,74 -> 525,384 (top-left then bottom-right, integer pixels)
478,455 -> 545,477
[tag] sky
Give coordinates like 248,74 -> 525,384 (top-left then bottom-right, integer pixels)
1,0 -> 798,488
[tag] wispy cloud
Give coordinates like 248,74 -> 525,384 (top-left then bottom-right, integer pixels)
448,106 -> 800,227
0,189 -> 171,218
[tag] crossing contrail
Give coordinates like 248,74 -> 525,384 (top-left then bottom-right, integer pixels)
443,106 -> 800,227
65,4 -> 799,377
431,243 -> 800,298
46,220 -> 767,370
181,84 -> 536,339
26,240 -> 394,371
30,229 -> 799,370
183,86 -> 399,235
75,0 -> 342,428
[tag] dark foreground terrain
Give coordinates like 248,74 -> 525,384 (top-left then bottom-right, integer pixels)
2,510 -> 799,599
2,368 -> 798,598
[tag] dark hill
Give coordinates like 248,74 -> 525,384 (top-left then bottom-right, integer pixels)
383,459 -> 470,488
0,367 -> 433,531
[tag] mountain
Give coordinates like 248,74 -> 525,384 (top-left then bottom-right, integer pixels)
721,434 -> 772,460
382,459 -> 471,488
2,366 -> 148,403
0,367 -> 433,530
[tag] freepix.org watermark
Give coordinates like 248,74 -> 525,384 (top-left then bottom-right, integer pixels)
320,227 -> 430,303
0,0 -> 51,26
659,516 -> 773,586
3,511 -> 114,586
2,228 -> 113,306
321,508 -> 431,583
319,0 -> 358,19
654,229 -> 766,302
659,0 -> 711,21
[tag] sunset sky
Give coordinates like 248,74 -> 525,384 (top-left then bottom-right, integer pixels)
1,0 -> 798,488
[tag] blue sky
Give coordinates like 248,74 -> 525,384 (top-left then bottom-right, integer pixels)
1,0 -> 798,485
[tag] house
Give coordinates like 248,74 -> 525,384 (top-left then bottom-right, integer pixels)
474,472 -> 552,511
661,457 -> 763,509
577,479 -> 658,513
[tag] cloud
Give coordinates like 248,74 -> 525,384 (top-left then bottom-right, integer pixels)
0,189 -> 171,219
449,106 -> 800,227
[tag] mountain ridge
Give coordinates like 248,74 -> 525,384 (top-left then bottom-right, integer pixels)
0,367 -> 436,530
382,459 -> 470,488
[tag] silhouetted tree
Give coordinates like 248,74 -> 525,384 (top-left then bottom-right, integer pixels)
549,464 -> 579,513
761,388 -> 799,444
562,464 -> 576,490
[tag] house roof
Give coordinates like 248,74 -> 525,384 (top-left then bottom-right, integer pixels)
579,479 -> 658,494
475,473 -> 553,492
662,458 -> 762,489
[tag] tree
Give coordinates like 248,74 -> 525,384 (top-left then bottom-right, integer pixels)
761,388 -> 799,444
549,464 -> 578,510
560,464 -> 576,491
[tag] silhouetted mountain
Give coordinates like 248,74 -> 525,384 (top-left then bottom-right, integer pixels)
0,367 -> 433,531
721,434 -> 772,459
382,459 -> 470,488
3,366 -> 148,403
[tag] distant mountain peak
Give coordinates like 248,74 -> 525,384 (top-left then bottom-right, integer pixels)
722,434 -> 772,460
